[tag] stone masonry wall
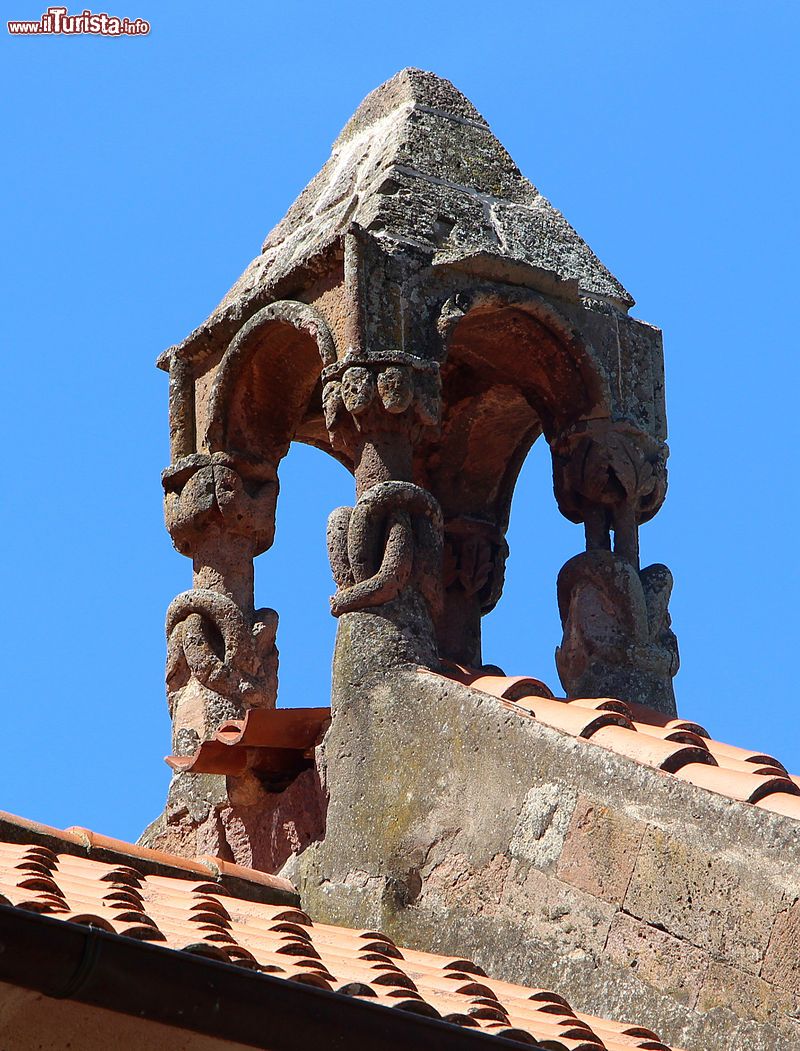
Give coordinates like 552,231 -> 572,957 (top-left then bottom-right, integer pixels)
287,662 -> 800,1051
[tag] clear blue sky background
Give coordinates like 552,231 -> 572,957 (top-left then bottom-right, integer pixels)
2,2 -> 798,842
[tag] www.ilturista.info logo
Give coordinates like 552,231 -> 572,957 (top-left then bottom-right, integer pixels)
8,6 -> 150,34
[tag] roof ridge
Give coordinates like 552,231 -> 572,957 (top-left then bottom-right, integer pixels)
435,667 -> 800,819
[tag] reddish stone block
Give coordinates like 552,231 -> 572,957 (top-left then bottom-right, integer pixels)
763,899 -> 800,995
556,794 -> 645,903
606,911 -> 710,1008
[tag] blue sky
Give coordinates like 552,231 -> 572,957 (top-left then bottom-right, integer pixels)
2,2 -> 798,842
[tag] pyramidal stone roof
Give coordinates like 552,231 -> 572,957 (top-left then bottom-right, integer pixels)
175,69 -> 632,359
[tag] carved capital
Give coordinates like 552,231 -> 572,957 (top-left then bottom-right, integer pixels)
321,352 -> 441,455
551,419 -> 668,565
442,517 -> 509,614
327,480 -> 443,618
551,419 -> 667,525
555,550 -> 679,716
163,452 -> 278,558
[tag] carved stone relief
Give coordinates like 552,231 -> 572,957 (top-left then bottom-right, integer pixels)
555,551 -> 679,715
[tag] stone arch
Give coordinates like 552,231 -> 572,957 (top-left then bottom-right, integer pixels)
205,300 -> 337,462
427,289 -> 611,666
430,289 -> 609,530
161,301 -> 344,760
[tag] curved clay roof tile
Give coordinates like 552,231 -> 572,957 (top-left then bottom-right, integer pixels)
589,725 -> 715,772
514,697 -> 632,739
673,764 -> 799,803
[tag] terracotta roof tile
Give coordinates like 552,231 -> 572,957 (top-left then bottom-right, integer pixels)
629,723 -> 707,747
589,725 -> 714,773
441,662 -> 554,701
623,701 -> 710,738
703,738 -> 787,774
0,811 -> 688,1051
754,792 -> 800,819
506,696 -> 630,739
569,697 -> 632,716
437,669 -> 799,821
0,810 -> 297,907
673,764 -> 800,804
166,706 -> 331,778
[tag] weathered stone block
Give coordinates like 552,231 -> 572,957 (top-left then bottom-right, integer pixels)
624,825 -> 784,974
698,961 -> 800,1032
500,860 -> 615,962
418,845 -> 615,965
508,781 -> 578,871
615,313 -> 666,440
556,794 -> 646,903
395,108 -> 529,203
605,911 -> 710,1009
762,898 -> 800,995
422,851 -> 512,914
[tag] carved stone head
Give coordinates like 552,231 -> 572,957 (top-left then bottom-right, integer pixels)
322,380 -> 344,431
341,366 -> 376,416
377,366 -> 414,414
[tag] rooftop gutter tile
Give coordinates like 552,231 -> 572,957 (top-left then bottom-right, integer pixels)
165,706 -> 331,779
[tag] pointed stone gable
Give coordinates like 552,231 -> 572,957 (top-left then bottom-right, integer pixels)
176,69 -> 632,363
266,68 -> 631,305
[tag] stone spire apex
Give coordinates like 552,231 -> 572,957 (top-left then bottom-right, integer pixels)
266,68 -> 631,304
312,68 -> 631,304
169,70 -> 632,368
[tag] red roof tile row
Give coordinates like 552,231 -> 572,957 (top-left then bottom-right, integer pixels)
441,666 -> 800,819
0,810 -> 296,904
0,812 -> 688,1051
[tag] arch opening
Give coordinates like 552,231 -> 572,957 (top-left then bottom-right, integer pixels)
255,441 -> 352,710
481,437 -> 578,690
427,296 -> 608,668
204,300 -> 339,468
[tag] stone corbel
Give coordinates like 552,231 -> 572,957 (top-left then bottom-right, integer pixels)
322,351 -> 441,478
551,418 -> 667,566
437,517 -> 509,667
442,517 -> 508,612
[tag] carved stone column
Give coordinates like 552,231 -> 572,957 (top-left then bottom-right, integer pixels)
162,449 -> 279,758
551,419 -> 679,714
322,352 -> 444,666
146,302 -> 334,865
440,517 -> 509,668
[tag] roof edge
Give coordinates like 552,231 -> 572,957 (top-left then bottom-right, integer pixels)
0,809 -> 298,907
0,906 -> 548,1051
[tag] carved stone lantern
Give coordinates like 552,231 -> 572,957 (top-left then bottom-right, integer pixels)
149,69 -> 678,859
